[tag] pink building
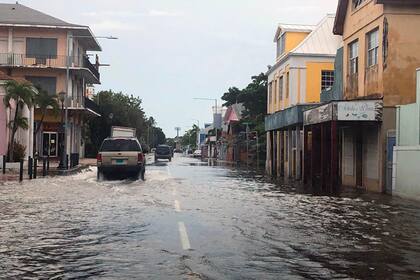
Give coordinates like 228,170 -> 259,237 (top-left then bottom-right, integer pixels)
0,3 -> 101,162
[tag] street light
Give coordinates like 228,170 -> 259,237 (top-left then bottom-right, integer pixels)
193,97 -> 219,158
62,34 -> 117,169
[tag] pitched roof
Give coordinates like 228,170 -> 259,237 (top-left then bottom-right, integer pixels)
0,3 -> 81,27
0,71 -> 28,83
0,3 -> 101,51
333,0 -> 420,35
291,14 -> 342,56
274,24 -> 315,42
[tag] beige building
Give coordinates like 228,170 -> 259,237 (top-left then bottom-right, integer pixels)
0,3 -> 101,163
304,0 -> 420,193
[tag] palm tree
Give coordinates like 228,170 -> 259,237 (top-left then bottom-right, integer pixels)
33,87 -> 59,155
3,80 -> 37,161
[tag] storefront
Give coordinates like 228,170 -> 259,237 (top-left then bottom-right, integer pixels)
303,99 -> 385,192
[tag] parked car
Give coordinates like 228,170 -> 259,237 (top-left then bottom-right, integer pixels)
193,149 -> 202,158
155,145 -> 172,162
97,137 -> 146,180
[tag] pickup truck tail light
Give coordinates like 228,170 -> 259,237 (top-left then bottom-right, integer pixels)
96,153 -> 102,163
138,153 -> 144,163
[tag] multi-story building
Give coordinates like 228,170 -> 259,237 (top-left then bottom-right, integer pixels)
303,0 -> 420,192
0,3 -> 101,162
265,15 -> 341,179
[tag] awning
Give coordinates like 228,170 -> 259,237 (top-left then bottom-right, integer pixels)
304,99 -> 383,126
265,104 -> 319,131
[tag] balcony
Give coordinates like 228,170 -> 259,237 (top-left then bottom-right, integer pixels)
0,53 -> 100,82
84,97 -> 101,117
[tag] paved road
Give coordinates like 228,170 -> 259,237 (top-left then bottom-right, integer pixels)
1,154 -> 420,279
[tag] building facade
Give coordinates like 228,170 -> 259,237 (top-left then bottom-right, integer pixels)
304,0 -> 420,192
393,69 -> 420,200
265,15 -> 342,180
0,3 -> 101,163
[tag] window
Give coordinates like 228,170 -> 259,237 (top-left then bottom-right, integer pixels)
367,28 -> 379,67
321,70 -> 335,90
279,76 -> 284,100
277,33 -> 286,57
285,72 -> 290,99
349,40 -> 359,74
353,0 -> 366,9
100,139 -> 141,152
26,38 -> 57,58
273,79 -> 277,104
26,76 -> 57,96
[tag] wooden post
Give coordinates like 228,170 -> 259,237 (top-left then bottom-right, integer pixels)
2,155 -> 5,174
320,124 -> 325,191
28,156 -> 33,179
331,121 -> 338,192
19,159 -> 23,182
296,125 -> 302,180
33,158 -> 37,179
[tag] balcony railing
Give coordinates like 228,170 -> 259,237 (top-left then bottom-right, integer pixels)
0,53 -> 100,81
84,97 -> 100,116
83,56 -> 100,81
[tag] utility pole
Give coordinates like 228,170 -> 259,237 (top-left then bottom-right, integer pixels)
175,127 -> 181,138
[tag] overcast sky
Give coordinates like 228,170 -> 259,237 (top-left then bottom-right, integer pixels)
12,0 -> 338,137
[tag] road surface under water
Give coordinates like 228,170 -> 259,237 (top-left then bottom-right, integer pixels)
1,155 -> 420,279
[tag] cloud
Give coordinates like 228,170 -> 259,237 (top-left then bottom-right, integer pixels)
147,9 -> 183,17
90,20 -> 140,32
82,9 -> 183,18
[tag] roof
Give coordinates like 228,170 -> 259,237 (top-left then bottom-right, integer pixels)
224,103 -> 245,123
274,23 -> 315,42
291,14 -> 342,56
0,3 -> 101,51
333,0 -> 420,35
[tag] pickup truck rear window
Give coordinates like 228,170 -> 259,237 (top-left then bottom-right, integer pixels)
100,139 -> 141,152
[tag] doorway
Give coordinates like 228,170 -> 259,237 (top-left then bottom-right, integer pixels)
43,132 -> 58,157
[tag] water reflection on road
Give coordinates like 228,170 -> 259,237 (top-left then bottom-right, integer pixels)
1,155 -> 420,279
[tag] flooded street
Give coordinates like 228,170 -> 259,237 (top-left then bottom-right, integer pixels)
1,155 -> 420,279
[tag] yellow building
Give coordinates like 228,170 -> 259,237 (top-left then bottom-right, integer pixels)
265,15 -> 341,179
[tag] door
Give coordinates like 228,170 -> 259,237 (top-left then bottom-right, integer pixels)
42,132 -> 58,157
0,38 -> 7,64
386,131 -> 396,194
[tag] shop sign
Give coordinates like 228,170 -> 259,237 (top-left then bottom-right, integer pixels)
304,103 -> 333,125
337,100 -> 383,121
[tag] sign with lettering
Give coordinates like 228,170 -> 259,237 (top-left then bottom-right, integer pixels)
337,100 -> 382,121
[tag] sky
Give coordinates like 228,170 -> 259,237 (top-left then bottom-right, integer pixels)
11,0 -> 338,137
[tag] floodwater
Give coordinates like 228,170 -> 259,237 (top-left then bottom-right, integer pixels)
1,155 -> 420,279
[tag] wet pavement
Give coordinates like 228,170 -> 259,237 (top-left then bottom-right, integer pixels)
1,154 -> 420,279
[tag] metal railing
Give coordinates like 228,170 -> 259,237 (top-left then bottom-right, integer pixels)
0,53 -> 100,80
84,97 -> 100,115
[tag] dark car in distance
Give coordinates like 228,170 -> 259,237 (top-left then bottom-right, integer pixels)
97,137 -> 146,180
155,145 -> 172,162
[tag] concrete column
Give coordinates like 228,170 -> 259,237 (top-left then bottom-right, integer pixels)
276,131 -> 281,177
266,131 -> 272,175
8,28 -> 13,53
272,131 -> 277,176
296,125 -> 302,180
288,128 -> 293,178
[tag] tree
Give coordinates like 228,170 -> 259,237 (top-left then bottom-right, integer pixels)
85,90 -> 165,157
33,87 -> 59,155
221,87 -> 242,107
181,124 -> 199,148
3,80 -> 36,161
